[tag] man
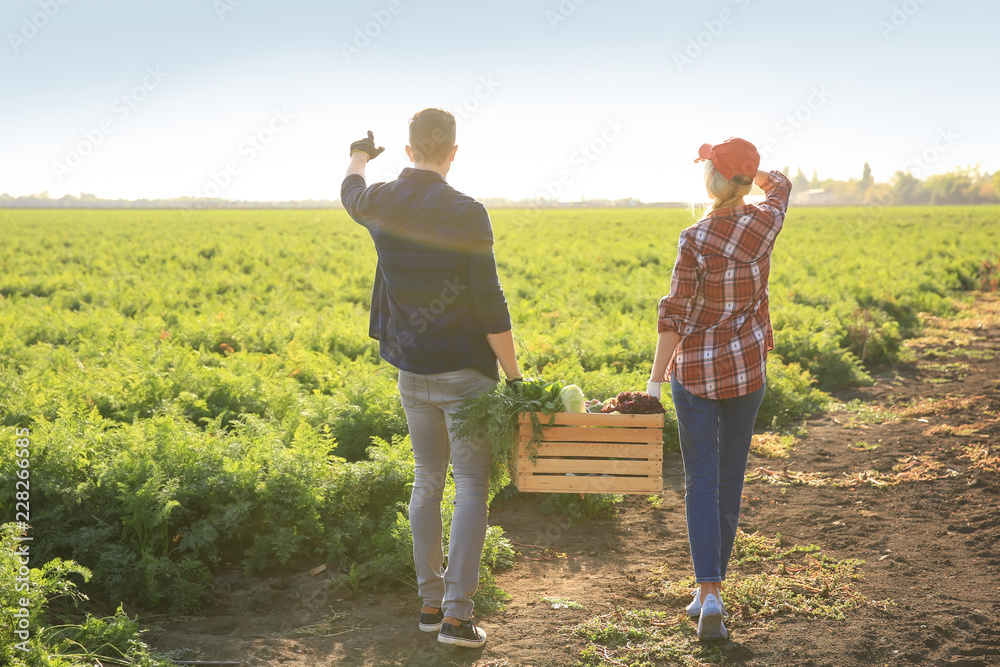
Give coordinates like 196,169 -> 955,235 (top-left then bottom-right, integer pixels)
341,108 -> 521,649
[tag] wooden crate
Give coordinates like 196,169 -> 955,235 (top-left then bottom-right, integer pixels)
515,412 -> 664,494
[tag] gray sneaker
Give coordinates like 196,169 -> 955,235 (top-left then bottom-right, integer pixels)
438,617 -> 487,648
419,608 -> 444,633
697,594 -> 729,642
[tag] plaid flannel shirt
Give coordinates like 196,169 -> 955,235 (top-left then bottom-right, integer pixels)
658,170 -> 792,399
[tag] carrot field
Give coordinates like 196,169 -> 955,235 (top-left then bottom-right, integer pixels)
2,205 -> 998,666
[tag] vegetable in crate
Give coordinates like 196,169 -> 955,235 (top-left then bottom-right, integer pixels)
601,391 -> 666,415
450,377 -> 569,497
559,384 -> 586,413
509,377 -> 565,414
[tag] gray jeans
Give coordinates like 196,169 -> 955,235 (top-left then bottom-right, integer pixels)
397,367 -> 496,620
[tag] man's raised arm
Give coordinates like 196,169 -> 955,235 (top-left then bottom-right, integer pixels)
341,130 -> 385,221
346,151 -> 369,179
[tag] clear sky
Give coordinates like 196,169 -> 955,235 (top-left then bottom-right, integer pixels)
2,0 -> 997,203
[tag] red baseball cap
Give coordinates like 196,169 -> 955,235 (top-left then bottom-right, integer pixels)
695,137 -> 760,183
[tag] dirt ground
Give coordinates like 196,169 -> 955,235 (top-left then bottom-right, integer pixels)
146,297 -> 1000,666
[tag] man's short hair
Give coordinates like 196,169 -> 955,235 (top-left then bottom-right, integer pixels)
408,108 -> 456,164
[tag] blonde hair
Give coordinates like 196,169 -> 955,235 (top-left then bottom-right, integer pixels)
704,160 -> 752,210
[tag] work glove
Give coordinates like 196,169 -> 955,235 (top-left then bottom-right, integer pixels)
645,381 -> 662,399
350,130 -> 385,160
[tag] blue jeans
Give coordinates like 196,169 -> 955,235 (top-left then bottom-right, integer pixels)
671,377 -> 766,583
398,368 -> 496,620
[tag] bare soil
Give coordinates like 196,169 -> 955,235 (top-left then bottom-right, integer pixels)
147,297 -> 1000,666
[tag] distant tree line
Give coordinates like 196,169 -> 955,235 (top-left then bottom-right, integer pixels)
787,163 -> 1000,206
2,166 -> 998,208
0,192 -> 341,209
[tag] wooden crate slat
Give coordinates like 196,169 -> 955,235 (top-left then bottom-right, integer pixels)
517,458 -> 661,475
521,426 -> 662,444
520,442 -> 663,459
514,410 -> 665,495
517,474 -> 663,494
518,412 -> 664,428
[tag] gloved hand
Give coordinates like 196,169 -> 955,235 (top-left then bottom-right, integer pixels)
350,130 -> 385,160
646,380 -> 662,399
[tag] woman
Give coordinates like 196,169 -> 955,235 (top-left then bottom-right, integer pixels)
646,137 -> 792,642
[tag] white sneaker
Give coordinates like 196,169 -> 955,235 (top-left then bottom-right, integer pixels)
697,594 -> 728,642
686,587 -> 727,618
685,588 -> 702,617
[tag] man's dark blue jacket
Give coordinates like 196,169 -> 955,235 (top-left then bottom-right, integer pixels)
342,167 -> 512,380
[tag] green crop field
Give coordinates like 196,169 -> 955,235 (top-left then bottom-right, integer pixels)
1,206 -> 998,645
